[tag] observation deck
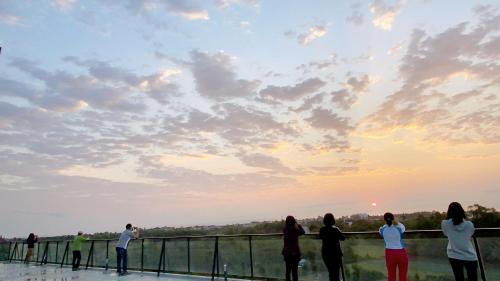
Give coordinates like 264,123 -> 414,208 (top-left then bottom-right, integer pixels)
1,229 -> 499,281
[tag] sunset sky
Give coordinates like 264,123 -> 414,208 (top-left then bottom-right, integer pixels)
1,0 -> 499,237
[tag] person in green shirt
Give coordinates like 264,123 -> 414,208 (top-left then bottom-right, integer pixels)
72,231 -> 88,271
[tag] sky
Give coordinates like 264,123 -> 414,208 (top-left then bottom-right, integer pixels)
0,0 -> 499,237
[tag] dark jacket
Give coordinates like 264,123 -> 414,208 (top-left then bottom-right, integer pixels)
319,226 -> 345,259
27,236 -> 37,249
282,225 -> 305,258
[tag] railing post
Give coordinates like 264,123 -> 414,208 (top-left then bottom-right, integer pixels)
40,242 -> 49,265
66,241 -> 69,265
60,241 -> 69,268
163,239 -> 166,272
21,242 -> 25,262
105,240 -> 109,270
187,237 -> 191,273
249,235 -> 254,280
211,236 -> 219,281
36,241 -> 40,263
85,240 -> 95,270
7,242 -> 11,262
473,236 -> 487,281
157,238 -> 166,277
141,239 -> 144,273
55,241 -> 59,263
9,242 -> 17,262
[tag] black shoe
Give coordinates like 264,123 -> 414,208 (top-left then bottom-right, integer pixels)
120,271 -> 130,276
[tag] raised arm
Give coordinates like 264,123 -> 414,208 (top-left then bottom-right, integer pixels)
336,227 -> 345,241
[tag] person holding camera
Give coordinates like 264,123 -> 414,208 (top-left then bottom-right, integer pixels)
379,212 -> 408,281
116,224 -> 139,276
282,216 -> 305,281
24,233 -> 38,264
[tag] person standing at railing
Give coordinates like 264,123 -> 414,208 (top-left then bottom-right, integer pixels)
72,231 -> 88,271
379,212 -> 408,281
282,215 -> 305,281
116,223 -> 139,276
441,202 -> 478,281
24,233 -> 37,264
320,213 -> 345,281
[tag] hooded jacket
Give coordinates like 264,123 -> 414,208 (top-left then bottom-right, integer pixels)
441,219 -> 477,261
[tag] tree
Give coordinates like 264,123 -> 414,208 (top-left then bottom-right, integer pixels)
467,204 -> 500,227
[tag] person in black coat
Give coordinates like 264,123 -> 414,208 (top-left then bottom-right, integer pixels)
25,233 -> 38,264
282,215 -> 305,281
319,213 -> 345,281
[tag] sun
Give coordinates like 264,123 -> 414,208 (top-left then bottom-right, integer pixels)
371,202 -> 377,207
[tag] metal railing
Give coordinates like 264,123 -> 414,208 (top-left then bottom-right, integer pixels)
2,228 -> 499,281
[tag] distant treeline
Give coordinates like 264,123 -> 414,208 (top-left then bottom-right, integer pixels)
45,204 -> 500,240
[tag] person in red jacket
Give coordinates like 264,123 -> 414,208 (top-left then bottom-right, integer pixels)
282,215 -> 305,281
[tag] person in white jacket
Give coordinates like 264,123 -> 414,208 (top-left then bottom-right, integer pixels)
441,202 -> 478,281
379,212 -> 408,281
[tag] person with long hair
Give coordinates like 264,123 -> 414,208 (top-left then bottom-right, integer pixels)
441,202 -> 478,281
24,233 -> 37,264
379,212 -> 408,281
319,213 -> 345,281
282,215 -> 305,281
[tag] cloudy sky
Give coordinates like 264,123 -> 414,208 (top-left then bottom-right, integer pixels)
1,0 -> 499,237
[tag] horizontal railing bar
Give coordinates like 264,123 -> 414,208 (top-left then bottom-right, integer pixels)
2,227 -> 499,243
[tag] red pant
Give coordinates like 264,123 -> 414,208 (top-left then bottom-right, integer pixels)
385,249 -> 408,281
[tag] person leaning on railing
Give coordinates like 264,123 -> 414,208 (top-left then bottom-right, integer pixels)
441,202 -> 478,281
319,213 -> 345,281
24,233 -> 37,264
116,223 -> 139,276
282,216 -> 305,281
379,212 -> 408,281
72,231 -> 89,271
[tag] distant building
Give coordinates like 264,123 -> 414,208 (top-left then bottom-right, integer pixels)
350,213 -> 369,220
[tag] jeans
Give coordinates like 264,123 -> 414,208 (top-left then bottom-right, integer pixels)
449,258 -> 477,281
116,247 -> 128,273
72,251 -> 81,269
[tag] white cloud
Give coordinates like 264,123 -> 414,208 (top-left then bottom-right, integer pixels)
0,13 -> 21,25
370,0 -> 402,31
297,25 -> 328,45
178,10 -> 209,20
362,7 -> 500,144
52,0 -> 76,10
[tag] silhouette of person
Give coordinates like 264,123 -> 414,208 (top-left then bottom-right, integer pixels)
319,213 -> 345,281
282,216 -> 305,281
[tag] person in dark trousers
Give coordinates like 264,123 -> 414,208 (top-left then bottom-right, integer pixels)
72,231 -> 88,271
441,202 -> 478,281
25,233 -> 37,264
282,216 -> 305,281
116,223 -> 139,276
319,213 -> 345,281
